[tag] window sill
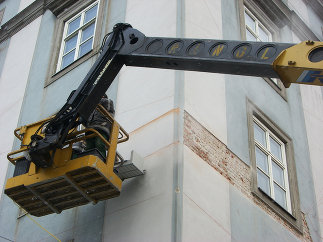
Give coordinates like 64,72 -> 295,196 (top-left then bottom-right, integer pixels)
252,188 -> 303,234
263,77 -> 288,101
258,187 -> 296,219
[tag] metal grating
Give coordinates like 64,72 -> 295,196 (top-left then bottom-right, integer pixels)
114,151 -> 145,180
114,163 -> 144,180
5,166 -> 120,217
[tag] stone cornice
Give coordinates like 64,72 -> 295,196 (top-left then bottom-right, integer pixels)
304,0 -> 323,21
255,0 -> 320,41
0,0 -> 321,44
0,0 -> 45,43
46,0 -> 78,16
0,0 -> 78,43
290,11 -> 320,41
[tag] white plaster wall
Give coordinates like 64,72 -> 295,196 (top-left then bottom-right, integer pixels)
103,111 -> 176,241
116,0 -> 177,133
124,0 -> 177,37
103,0 -> 179,239
0,16 -> 41,197
185,0 -> 222,39
300,85 -> 323,241
182,146 -> 231,241
116,67 -> 175,132
117,110 -> 176,159
18,0 -> 35,12
184,0 -> 227,144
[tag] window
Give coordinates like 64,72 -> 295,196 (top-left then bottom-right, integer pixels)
244,7 -> 280,86
253,116 -> 291,212
240,3 -> 287,99
247,100 -> 302,232
57,1 -> 99,71
46,0 -> 106,86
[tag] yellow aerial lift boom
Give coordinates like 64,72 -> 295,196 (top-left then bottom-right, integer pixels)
4,23 -> 323,217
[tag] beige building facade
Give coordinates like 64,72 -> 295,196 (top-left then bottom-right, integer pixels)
0,0 -> 322,241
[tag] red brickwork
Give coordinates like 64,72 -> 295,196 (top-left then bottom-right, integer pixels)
184,111 -> 312,241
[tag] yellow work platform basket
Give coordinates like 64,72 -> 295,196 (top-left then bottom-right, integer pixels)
5,105 -> 129,217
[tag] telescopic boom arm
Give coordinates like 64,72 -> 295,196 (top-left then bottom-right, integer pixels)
29,23 -> 323,168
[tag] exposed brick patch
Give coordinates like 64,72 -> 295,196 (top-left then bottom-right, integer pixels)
184,111 -> 312,241
302,214 -> 313,242
184,111 -> 251,196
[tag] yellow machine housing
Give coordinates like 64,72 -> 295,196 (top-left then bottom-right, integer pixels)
5,105 -> 129,217
273,41 -> 323,87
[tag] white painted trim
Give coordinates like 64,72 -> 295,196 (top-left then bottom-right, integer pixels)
244,7 -> 272,42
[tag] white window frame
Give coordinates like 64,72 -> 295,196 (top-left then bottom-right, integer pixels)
244,7 -> 272,42
253,116 -> 292,213
56,1 -> 100,72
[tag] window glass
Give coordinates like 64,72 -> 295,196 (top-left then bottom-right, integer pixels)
245,12 -> 255,32
254,122 -> 266,147
259,26 -> 270,42
256,147 -> 268,173
270,136 -> 282,160
82,23 -> 95,42
257,169 -> 271,195
274,183 -> 287,209
62,50 -> 76,69
79,38 -> 93,58
246,29 -> 257,41
64,35 -> 78,54
272,160 -> 285,187
85,5 -> 98,23
67,16 -> 81,36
